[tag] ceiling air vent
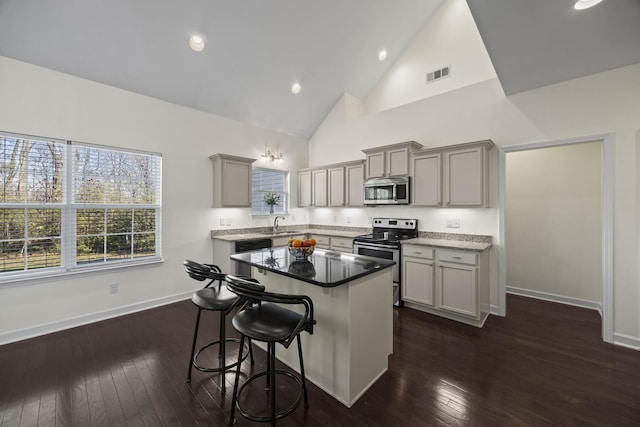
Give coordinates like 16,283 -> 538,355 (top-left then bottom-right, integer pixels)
426,66 -> 450,84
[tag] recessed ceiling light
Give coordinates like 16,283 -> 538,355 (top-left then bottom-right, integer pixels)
291,83 -> 301,95
189,35 -> 205,52
378,50 -> 388,61
574,0 -> 603,10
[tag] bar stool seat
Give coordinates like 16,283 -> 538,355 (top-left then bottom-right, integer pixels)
184,260 -> 252,393
225,274 -> 315,426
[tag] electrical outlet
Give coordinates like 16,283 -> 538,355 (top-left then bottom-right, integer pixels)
225,218 -> 231,226
346,217 -> 351,224
367,216 -> 372,224
333,215 -> 337,223
447,218 -> 460,228
219,217 -> 225,226
110,283 -> 118,294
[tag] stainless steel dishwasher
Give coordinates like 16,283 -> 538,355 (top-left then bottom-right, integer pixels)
234,238 -> 272,277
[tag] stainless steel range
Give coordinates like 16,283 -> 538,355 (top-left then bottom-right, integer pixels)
353,217 -> 418,306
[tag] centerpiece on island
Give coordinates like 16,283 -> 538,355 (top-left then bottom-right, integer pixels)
287,237 -> 316,260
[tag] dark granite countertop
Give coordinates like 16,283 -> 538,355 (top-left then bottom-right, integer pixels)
230,247 -> 395,287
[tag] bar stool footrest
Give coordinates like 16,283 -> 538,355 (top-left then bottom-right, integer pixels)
235,369 -> 303,423
192,338 -> 250,373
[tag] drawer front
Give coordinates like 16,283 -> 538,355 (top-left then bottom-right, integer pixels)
331,237 -> 353,251
402,245 -> 434,260
313,235 -> 331,247
272,235 -> 305,247
437,249 -> 477,265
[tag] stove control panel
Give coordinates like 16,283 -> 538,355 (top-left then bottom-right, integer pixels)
372,217 -> 418,230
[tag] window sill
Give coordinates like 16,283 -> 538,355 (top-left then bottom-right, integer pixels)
0,257 -> 164,289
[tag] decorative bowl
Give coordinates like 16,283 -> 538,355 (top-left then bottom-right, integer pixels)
288,245 -> 315,260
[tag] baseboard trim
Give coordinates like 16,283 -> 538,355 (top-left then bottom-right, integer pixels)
506,286 -> 602,314
490,304 -> 502,316
612,333 -> 640,351
0,291 -> 193,346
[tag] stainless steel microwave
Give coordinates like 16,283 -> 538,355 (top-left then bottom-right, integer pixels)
363,176 -> 410,205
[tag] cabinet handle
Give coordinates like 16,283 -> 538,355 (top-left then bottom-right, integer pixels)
452,256 -> 462,259
413,251 -> 422,255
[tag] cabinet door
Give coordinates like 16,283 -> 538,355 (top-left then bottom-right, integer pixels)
402,257 -> 435,306
411,152 -> 441,206
298,171 -> 312,207
330,236 -> 353,253
328,167 -> 345,206
437,262 -> 478,317
345,163 -> 364,206
387,147 -> 410,177
444,146 -> 484,206
312,169 -> 328,207
312,235 -> 331,249
365,151 -> 386,178
222,159 -> 252,207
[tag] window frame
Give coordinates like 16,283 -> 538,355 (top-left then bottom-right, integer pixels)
251,166 -> 289,216
0,131 -> 162,286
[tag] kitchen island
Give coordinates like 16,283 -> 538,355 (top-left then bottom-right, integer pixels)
230,247 -> 395,407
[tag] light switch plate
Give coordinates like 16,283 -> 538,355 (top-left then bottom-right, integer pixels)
447,218 -> 460,228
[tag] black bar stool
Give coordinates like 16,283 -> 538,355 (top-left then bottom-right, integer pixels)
225,274 -> 315,426
184,260 -> 253,393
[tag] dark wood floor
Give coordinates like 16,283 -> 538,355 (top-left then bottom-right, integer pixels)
2,294 -> 640,426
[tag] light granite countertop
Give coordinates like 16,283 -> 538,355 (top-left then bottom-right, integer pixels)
403,238 -> 491,252
210,227 -> 365,242
211,226 -> 493,251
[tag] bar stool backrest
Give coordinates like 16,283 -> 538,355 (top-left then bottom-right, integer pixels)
225,274 -> 315,345
184,260 -> 226,288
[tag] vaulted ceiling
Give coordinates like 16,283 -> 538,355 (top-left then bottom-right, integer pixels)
1,0 -> 639,139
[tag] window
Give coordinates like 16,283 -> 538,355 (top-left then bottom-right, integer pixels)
251,167 -> 288,215
0,131 -> 162,279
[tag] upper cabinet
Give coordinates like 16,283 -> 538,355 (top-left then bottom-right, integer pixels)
362,141 -> 423,178
298,160 -> 365,208
411,151 -> 442,206
328,166 -> 345,207
345,161 -> 365,207
298,170 -> 312,207
209,154 -> 256,208
411,140 -> 494,207
312,169 -> 328,207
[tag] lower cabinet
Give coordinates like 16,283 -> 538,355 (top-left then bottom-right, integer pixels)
272,235 -> 305,247
312,235 -> 353,253
402,244 -> 490,327
402,246 -> 435,306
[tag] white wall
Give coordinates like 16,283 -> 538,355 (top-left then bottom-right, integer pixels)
506,142 -> 602,303
0,55 -> 309,340
308,0 -> 640,341
364,0 -> 496,115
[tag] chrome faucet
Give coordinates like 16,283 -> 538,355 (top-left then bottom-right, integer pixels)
273,216 -> 285,234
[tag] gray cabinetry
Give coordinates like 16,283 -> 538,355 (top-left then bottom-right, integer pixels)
345,161 -> 365,206
312,169 -> 328,207
401,244 -> 490,327
401,245 -> 435,306
209,154 -> 256,208
298,170 -> 312,207
411,140 -> 493,207
362,141 -> 422,178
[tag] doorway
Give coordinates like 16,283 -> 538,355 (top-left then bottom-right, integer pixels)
497,134 -> 614,343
